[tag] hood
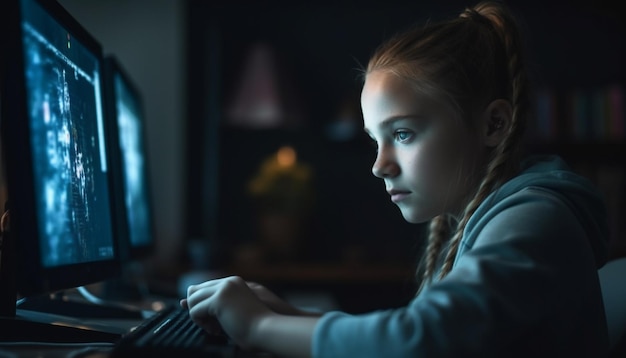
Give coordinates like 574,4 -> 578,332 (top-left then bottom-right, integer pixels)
486,154 -> 610,268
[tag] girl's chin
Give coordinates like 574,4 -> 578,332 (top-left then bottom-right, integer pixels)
398,208 -> 431,224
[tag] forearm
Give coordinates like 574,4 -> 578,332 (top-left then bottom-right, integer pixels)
249,313 -> 321,357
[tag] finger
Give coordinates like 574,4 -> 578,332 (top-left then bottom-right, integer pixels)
187,293 -> 218,327
187,276 -> 238,296
186,285 -> 218,310
188,295 -> 214,317
186,278 -> 225,298
180,298 -> 188,309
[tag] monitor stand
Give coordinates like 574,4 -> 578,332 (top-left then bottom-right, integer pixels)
97,261 -> 180,312
0,223 -> 139,343
100,260 -> 151,302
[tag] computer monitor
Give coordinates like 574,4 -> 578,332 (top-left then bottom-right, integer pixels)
0,0 -> 124,342
103,55 -> 155,263
100,55 -> 158,301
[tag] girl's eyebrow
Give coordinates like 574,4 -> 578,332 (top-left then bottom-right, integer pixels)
373,115 -> 425,130
363,115 -> 425,136
380,115 -> 425,127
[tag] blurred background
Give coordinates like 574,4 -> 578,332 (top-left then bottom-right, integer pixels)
55,0 -> 625,312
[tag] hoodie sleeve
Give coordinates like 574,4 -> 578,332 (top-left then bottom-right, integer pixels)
312,188 -> 607,357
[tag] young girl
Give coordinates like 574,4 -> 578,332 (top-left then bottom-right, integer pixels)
181,1 -> 610,356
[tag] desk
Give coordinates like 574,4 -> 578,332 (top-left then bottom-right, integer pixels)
1,338 -> 116,358
0,316 -> 142,358
0,344 -> 276,358
0,342 -> 276,358
0,310 -> 273,357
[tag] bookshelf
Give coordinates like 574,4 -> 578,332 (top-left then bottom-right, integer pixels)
528,83 -> 626,260
532,84 -> 625,142
521,0 -> 625,260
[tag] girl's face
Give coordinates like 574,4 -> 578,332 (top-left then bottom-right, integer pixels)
361,70 -> 485,223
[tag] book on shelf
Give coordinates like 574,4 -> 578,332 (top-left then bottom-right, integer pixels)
532,84 -> 625,142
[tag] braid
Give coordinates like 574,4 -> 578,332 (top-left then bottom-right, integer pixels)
416,215 -> 450,294
438,1 -> 530,279
438,161 -> 502,279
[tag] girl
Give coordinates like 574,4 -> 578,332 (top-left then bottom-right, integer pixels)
181,1 -> 610,356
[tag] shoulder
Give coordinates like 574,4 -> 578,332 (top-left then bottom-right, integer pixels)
441,186 -> 600,306
459,186 -> 586,258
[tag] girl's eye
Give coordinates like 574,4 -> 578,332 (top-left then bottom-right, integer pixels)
393,130 -> 413,142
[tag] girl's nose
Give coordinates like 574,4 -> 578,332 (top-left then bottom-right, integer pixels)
371,145 -> 399,178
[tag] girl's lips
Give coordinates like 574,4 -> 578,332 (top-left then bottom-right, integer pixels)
388,190 -> 411,203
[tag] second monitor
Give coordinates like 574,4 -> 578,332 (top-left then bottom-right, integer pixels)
101,55 -> 158,301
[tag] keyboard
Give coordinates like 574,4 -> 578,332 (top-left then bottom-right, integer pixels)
110,304 -> 236,357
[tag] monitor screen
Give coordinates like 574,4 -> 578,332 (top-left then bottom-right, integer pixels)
0,0 -> 119,298
103,55 -> 155,261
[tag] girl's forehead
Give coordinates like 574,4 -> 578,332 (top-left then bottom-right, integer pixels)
362,72 -> 442,118
362,71 -> 409,97
363,73 -> 419,106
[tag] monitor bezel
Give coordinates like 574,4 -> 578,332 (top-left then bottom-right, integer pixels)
102,55 -> 156,261
0,0 -> 121,298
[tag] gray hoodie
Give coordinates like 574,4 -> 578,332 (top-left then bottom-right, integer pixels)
313,155 -> 610,357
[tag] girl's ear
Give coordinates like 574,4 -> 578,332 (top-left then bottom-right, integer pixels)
482,99 -> 512,147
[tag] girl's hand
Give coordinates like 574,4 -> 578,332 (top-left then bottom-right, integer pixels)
180,276 -> 274,349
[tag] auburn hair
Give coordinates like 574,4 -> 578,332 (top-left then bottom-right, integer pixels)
365,1 -> 530,293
